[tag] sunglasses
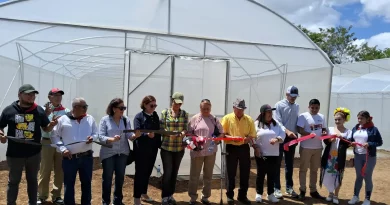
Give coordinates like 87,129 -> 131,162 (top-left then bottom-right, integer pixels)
149,104 -> 158,108
73,104 -> 88,109
116,106 -> 127,111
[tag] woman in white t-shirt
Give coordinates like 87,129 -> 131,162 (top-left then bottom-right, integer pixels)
348,111 -> 383,205
319,107 -> 352,204
253,104 -> 285,203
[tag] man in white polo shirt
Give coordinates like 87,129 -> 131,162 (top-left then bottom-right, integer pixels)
51,97 -> 119,205
297,99 -> 327,200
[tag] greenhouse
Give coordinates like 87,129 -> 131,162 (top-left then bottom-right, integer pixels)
331,61 -> 390,150
0,0 -> 333,176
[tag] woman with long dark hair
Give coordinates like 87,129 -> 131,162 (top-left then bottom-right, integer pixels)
348,111 -> 383,205
99,98 -> 140,205
133,95 -> 161,205
253,104 -> 285,203
320,107 -> 352,204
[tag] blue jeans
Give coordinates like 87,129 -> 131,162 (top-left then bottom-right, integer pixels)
275,143 -> 296,190
353,154 -> 376,200
62,152 -> 93,205
101,154 -> 127,205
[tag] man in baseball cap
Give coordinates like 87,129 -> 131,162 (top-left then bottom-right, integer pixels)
221,98 -> 256,205
286,86 -> 299,98
0,84 -> 58,205
18,84 -> 39,94
38,88 -> 69,205
273,85 -> 300,199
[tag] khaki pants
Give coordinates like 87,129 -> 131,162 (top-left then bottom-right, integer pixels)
299,147 -> 322,193
38,138 -> 63,200
188,153 -> 216,202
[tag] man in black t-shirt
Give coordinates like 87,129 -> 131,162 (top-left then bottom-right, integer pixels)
0,84 -> 59,205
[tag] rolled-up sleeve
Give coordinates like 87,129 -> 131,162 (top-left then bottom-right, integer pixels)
98,118 -> 110,142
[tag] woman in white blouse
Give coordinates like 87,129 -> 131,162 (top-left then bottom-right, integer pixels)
253,104 -> 285,203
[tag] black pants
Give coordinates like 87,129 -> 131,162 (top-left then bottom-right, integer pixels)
275,143 -> 296,190
160,149 -> 184,198
134,147 -> 158,198
225,144 -> 251,199
256,156 -> 279,195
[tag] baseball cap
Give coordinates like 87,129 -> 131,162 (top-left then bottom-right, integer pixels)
260,104 -> 276,113
233,98 -> 247,109
171,92 -> 184,104
286,86 -> 299,97
48,88 -> 64,96
18,84 -> 39,94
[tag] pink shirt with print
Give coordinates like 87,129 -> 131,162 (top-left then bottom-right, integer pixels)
188,113 -> 224,158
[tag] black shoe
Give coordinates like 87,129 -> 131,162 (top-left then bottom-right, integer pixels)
53,197 -> 64,205
310,191 -> 326,200
298,191 -> 306,200
237,197 -> 251,205
201,199 -> 211,205
189,201 -> 197,205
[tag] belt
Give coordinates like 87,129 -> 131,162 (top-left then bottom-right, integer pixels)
71,150 -> 93,158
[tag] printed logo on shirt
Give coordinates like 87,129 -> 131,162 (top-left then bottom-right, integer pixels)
15,114 -> 35,139
310,124 -> 323,131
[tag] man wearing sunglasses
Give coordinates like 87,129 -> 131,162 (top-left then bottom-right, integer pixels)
38,88 -> 70,205
51,97 -> 115,205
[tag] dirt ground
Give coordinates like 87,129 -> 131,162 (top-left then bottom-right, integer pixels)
0,153 -> 389,205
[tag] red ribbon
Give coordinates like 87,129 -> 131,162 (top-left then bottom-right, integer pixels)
283,133 -> 316,151
212,137 -> 244,142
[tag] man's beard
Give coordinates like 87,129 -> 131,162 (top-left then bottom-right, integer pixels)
20,99 -> 34,107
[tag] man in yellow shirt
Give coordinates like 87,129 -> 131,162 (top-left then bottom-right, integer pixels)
221,99 -> 257,205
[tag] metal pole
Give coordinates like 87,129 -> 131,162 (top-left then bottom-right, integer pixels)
326,66 -> 334,127
170,55 -> 175,100
168,0 -> 171,34
225,61 -> 231,115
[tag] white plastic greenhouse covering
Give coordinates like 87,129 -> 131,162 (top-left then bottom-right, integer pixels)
331,60 -> 390,151
0,0 -> 333,177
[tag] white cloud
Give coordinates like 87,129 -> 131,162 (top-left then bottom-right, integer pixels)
360,0 -> 390,22
367,33 -> 390,49
258,0 -> 360,31
355,33 -> 390,50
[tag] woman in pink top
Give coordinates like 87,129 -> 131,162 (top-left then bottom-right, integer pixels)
187,99 -> 224,205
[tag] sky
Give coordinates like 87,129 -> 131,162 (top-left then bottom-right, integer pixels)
0,0 -> 389,50
259,0 -> 390,50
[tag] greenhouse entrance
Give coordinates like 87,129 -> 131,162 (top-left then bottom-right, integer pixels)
123,50 -> 229,177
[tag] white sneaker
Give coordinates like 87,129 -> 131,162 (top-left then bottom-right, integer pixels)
255,193 -> 262,203
273,189 -> 283,199
362,199 -> 370,205
326,193 -> 334,202
267,194 -> 280,203
333,196 -> 339,204
348,196 -> 360,204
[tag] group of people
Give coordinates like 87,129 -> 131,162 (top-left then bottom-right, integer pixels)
0,84 -> 383,205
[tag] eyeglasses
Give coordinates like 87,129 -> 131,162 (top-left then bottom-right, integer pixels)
149,104 -> 158,108
73,104 -> 88,109
116,106 -> 127,111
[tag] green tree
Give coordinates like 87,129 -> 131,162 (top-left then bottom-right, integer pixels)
299,25 -> 360,64
356,43 -> 386,61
